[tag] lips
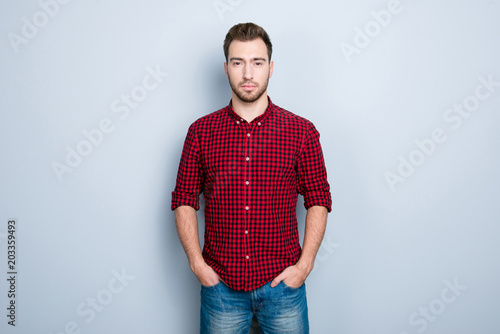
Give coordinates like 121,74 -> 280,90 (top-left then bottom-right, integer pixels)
241,83 -> 256,91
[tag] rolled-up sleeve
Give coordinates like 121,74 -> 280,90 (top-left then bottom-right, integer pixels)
297,125 -> 332,212
171,123 -> 204,211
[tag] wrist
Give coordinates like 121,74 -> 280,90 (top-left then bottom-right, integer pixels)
189,257 -> 207,275
296,257 -> 314,275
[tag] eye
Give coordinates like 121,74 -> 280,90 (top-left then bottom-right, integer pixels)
233,61 -> 242,66
255,62 -> 263,66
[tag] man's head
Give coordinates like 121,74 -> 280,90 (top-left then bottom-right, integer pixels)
223,22 -> 273,63
223,23 -> 274,104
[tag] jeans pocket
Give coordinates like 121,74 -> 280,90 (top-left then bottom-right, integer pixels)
201,281 -> 222,290
281,281 -> 303,291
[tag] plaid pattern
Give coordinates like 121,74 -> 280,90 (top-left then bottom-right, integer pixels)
172,97 -> 332,291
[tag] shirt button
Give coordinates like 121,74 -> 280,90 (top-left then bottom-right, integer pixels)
245,206 -> 249,211
247,133 -> 251,137
245,181 -> 249,185
258,122 -> 261,126
246,256 -> 249,259
246,157 -> 250,161
245,230 -> 249,234
236,121 -> 240,124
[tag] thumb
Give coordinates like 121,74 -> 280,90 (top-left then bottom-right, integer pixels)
271,273 -> 284,288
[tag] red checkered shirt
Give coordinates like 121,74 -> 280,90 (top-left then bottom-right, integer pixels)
171,97 -> 332,291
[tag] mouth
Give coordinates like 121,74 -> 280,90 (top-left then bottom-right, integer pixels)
241,83 -> 257,91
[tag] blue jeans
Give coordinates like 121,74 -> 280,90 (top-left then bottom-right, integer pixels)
200,280 -> 309,334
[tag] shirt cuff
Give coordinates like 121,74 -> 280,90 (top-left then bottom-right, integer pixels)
303,190 -> 332,212
171,190 -> 200,211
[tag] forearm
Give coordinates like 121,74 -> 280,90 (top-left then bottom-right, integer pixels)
174,206 -> 220,286
296,205 -> 328,274
174,205 -> 204,271
271,205 -> 328,287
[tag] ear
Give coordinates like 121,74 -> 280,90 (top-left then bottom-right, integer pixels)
269,61 -> 274,78
224,62 -> 229,78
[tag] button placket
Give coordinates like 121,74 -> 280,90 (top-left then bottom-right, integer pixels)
243,122 -> 251,270
242,120 -> 262,267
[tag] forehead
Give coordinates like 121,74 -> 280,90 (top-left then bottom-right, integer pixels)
228,38 -> 268,60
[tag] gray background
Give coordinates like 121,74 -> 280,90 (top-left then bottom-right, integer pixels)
1,0 -> 499,333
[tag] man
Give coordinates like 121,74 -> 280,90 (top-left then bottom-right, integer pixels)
171,22 -> 332,334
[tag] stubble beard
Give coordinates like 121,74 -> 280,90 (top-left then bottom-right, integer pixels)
228,73 -> 270,104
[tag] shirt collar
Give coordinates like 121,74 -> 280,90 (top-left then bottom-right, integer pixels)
226,96 -> 275,124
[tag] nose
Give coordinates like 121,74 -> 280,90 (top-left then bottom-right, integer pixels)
243,64 -> 253,80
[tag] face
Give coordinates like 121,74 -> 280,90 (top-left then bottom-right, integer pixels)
224,38 -> 274,104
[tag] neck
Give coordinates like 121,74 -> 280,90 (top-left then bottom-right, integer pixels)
231,93 -> 269,123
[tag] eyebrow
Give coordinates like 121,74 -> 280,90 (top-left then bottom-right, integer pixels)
229,57 -> 268,62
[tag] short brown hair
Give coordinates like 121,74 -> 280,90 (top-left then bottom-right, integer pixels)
223,22 -> 273,62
